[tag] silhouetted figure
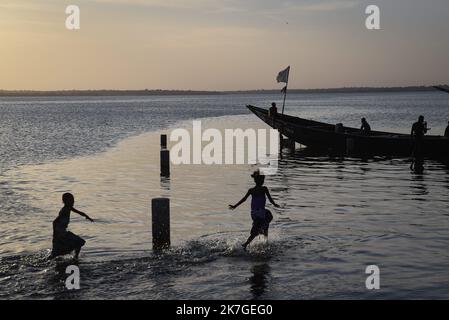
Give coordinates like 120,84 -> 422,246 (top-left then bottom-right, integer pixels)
229,171 -> 279,250
411,115 -> 428,157
268,102 -> 278,127
268,102 -> 278,118
360,118 -> 371,135
445,121 -> 449,138
49,193 -> 94,260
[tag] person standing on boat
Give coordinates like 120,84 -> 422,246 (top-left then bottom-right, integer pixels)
268,102 -> 278,117
445,121 -> 449,138
411,115 -> 429,157
360,118 -> 371,135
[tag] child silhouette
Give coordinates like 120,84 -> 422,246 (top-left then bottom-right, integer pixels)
49,193 -> 94,260
229,171 -> 280,250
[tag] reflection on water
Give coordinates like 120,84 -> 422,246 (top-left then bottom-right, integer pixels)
249,263 -> 271,300
410,172 -> 428,200
160,177 -> 171,193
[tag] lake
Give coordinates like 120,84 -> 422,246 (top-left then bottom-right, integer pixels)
1,91 -> 449,299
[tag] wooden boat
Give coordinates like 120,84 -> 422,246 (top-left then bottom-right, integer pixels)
247,105 -> 449,157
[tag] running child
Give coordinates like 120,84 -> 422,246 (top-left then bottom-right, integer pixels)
49,193 -> 94,260
229,171 -> 280,250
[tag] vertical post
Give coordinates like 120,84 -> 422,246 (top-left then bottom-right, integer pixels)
160,134 -> 167,150
279,132 -> 284,152
281,81 -> 288,115
152,198 -> 170,250
160,149 -> 170,177
160,134 -> 170,177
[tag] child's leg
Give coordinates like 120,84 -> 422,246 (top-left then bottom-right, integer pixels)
243,220 -> 263,249
263,226 -> 269,238
243,234 -> 257,249
263,210 -> 273,238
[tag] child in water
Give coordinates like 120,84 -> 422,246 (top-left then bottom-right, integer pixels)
49,193 -> 94,260
229,171 -> 280,250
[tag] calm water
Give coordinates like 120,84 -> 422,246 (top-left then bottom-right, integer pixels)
1,91 -> 449,299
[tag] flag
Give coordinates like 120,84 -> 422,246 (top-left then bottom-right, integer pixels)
276,66 -> 290,83
281,86 -> 287,94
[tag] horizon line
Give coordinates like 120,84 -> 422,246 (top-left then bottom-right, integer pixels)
1,85 -> 448,97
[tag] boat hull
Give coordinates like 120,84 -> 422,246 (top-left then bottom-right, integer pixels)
247,105 -> 449,157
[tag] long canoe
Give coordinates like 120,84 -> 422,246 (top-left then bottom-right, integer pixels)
247,105 -> 449,157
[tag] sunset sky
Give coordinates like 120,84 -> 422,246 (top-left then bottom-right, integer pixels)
1,0 -> 449,91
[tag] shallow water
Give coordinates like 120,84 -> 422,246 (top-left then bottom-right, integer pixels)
1,92 -> 449,299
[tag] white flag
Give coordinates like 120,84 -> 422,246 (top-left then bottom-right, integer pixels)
276,66 -> 290,83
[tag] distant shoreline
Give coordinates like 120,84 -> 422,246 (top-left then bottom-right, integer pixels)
0,86 -> 445,97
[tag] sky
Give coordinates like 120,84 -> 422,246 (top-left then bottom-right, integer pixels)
1,0 -> 449,91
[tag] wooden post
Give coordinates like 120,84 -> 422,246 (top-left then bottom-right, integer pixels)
160,149 -> 170,177
152,198 -> 170,250
160,134 -> 167,149
160,134 -> 170,177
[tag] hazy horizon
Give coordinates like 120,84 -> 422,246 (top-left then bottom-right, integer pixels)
1,0 -> 449,91
0,85 -> 445,94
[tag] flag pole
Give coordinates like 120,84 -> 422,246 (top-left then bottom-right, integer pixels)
281,79 -> 288,114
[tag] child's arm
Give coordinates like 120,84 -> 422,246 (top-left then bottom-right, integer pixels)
72,207 -> 94,222
265,187 -> 280,208
229,190 -> 251,210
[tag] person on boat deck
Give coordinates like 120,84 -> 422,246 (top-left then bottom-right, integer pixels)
411,115 -> 429,157
411,115 -> 428,138
268,102 -> 278,118
229,170 -> 280,250
360,118 -> 371,134
445,121 -> 449,138
50,193 -> 94,260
